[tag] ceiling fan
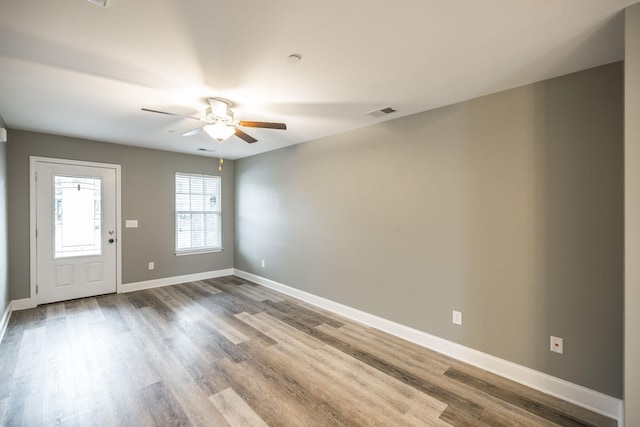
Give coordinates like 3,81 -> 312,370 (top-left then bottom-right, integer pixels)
141,98 -> 286,143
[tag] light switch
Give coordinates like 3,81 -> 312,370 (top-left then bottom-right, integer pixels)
125,220 -> 138,228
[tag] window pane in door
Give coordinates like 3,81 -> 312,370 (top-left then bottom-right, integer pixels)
54,175 -> 102,258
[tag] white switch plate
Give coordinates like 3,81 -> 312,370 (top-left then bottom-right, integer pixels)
550,336 -> 563,354
125,220 -> 138,228
452,310 -> 462,325
148,262 -> 154,270
261,259 -> 265,268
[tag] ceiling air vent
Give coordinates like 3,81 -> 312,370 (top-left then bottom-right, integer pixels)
366,106 -> 397,118
86,0 -> 107,7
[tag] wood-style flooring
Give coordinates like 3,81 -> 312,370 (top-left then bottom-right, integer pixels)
0,275 -> 616,426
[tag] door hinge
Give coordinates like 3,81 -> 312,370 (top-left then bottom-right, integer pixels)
35,228 -> 38,238
35,172 -> 38,182
36,284 -> 38,294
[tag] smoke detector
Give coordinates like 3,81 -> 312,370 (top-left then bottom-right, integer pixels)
366,106 -> 398,118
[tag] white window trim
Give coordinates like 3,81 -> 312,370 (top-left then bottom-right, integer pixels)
175,248 -> 223,256
175,172 -> 222,255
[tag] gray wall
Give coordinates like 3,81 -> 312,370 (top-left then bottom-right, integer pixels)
235,62 -> 623,397
7,131 -> 234,299
0,116 -> 8,318
625,2 -> 640,424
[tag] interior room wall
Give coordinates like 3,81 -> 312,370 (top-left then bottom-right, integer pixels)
0,116 -> 8,318
7,131 -> 234,300
234,62 -> 624,397
625,2 -> 640,424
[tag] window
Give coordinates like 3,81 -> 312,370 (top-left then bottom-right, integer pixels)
54,175 -> 102,258
175,173 -> 221,253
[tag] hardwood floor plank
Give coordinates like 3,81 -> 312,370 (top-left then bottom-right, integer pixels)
233,283 -> 286,303
119,331 -> 163,388
237,311 -> 448,425
125,292 -> 150,309
330,318 -> 458,368
113,295 -> 231,427
200,282 -> 274,315
98,331 -> 158,426
477,405 -> 558,427
318,323 -> 560,426
14,326 -> 46,378
235,311 -> 326,350
7,305 -> 47,331
4,374 -> 31,426
402,410 -> 454,427
268,299 -> 345,328
261,330 -> 440,426
317,322 -> 450,376
445,367 -> 611,427
210,387 -> 269,427
261,299 -> 343,330
253,304 -> 548,426
245,356 -> 350,425
0,398 -> 8,425
164,334 -> 230,395
41,316 -> 79,427
0,276 -> 616,427
141,381 -> 192,427
324,320 -> 563,426
260,313 -> 490,422
445,361 -> 617,427
182,317 -> 252,363
158,286 -> 250,344
214,356 -> 331,426
138,305 -> 175,340
224,314 -> 278,348
0,334 -> 21,402
45,302 -> 66,319
65,313 -> 120,425
191,280 -> 224,296
95,299 -> 131,334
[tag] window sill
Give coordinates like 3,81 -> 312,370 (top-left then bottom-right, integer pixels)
175,248 -> 223,256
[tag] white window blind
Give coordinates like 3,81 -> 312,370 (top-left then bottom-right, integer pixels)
175,173 -> 221,253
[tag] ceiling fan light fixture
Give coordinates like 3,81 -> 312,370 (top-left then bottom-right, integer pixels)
208,98 -> 232,119
203,123 -> 235,141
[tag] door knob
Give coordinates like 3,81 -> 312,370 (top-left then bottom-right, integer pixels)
109,238 -> 115,244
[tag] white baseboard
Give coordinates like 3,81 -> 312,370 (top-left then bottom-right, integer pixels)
0,302 -> 11,344
121,268 -> 234,293
11,298 -> 36,311
233,269 -> 623,424
1,298 -> 37,343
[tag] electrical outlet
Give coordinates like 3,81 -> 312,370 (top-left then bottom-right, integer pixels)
148,262 -> 154,270
452,310 -> 462,325
261,259 -> 265,268
550,336 -> 563,354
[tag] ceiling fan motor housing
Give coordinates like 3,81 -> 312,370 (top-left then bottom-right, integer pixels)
207,98 -> 234,123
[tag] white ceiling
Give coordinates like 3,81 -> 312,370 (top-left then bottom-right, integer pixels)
0,0 -> 635,160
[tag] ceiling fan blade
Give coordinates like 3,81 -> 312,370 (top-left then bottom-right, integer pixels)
141,108 -> 202,121
235,128 -> 258,144
182,127 -> 203,137
238,120 -> 287,130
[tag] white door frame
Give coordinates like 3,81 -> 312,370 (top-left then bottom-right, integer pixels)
30,156 -> 123,304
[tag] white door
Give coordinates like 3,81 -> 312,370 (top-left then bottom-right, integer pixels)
34,160 -> 118,304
